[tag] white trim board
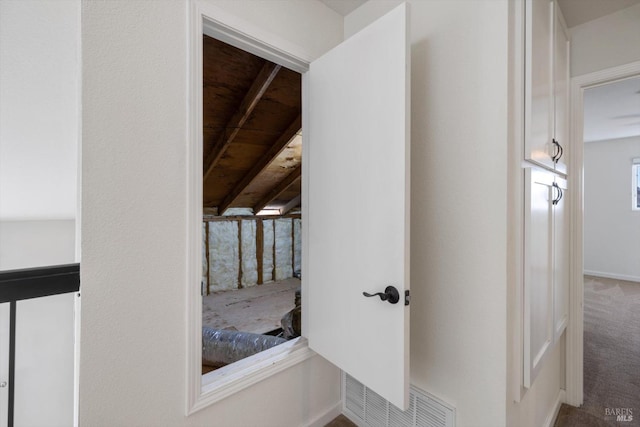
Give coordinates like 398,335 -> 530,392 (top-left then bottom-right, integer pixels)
583,271 -> 640,284
306,401 -> 343,427
543,390 -> 565,427
506,0 -> 527,403
566,59 -> 640,407
199,2 -> 310,73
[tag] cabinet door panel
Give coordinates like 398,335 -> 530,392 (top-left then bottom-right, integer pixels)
524,168 -> 554,387
553,3 -> 569,174
553,177 -> 569,340
525,0 -> 554,170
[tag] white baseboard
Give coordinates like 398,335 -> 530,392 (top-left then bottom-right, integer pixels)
543,389 -> 565,427
306,401 -> 342,427
584,270 -> 640,284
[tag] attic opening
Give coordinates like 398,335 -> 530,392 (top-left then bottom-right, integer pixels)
201,35 -> 303,374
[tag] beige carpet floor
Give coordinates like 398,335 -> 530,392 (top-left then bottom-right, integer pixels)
555,275 -> 640,426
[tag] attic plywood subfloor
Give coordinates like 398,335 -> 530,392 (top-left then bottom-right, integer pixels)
202,277 -> 300,335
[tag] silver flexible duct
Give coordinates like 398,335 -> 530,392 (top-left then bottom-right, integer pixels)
202,327 -> 287,366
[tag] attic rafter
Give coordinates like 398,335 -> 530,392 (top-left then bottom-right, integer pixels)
280,194 -> 301,215
217,115 -> 302,215
253,164 -> 302,214
203,62 -> 282,181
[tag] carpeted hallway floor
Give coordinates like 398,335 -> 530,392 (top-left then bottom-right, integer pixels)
555,275 -> 640,426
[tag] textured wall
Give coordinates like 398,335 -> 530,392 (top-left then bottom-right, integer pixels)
0,2 -> 79,424
0,220 -> 76,270
79,0 -> 342,425
346,1 -> 510,425
0,0 -> 79,221
584,136 -> 640,282
0,220 -> 77,426
570,3 -> 640,77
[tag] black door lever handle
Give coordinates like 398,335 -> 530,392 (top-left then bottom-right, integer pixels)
363,286 -> 400,304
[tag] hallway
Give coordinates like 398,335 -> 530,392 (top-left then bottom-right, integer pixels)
556,276 -> 640,426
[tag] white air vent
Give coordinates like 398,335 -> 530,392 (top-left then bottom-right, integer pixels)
342,373 -> 455,427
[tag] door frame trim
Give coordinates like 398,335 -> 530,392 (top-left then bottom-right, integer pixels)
565,59 -> 640,406
186,0 -> 313,415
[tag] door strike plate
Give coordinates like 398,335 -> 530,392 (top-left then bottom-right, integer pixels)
405,290 -> 410,306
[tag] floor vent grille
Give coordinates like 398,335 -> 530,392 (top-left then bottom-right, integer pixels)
342,373 -> 455,427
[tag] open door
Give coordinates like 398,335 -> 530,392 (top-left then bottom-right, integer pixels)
306,3 -> 410,410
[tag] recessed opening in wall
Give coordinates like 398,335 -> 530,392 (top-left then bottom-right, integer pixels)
201,35 -> 303,374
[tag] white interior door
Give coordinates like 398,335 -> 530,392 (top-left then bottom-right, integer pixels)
305,3 -> 410,410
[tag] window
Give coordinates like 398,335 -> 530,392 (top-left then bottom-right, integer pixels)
187,5 -> 313,413
633,159 -> 640,211
200,34 -> 304,375
188,1 -> 410,413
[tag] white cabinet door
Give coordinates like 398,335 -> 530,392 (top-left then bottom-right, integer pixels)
524,168 -> 554,388
306,3 -> 410,410
553,176 -> 569,341
552,2 -> 569,175
525,0 -> 554,170
524,167 -> 569,387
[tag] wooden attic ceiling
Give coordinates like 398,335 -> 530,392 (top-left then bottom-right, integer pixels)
203,35 -> 302,216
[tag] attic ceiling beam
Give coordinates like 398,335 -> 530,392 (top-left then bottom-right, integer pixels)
253,164 -> 302,214
203,62 -> 281,181
203,207 -> 219,217
217,115 -> 301,215
280,194 -> 301,215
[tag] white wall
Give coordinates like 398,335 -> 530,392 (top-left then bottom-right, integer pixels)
0,220 -> 77,427
78,0 -> 574,425
0,0 -> 80,221
0,220 -> 76,271
584,136 -> 640,282
79,1 -> 343,425
507,340 -> 564,426
0,2 -> 79,426
346,2 -> 510,425
197,0 -> 343,61
14,292 -> 76,427
570,2 -> 640,77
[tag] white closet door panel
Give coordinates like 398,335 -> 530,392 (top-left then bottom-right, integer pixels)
524,168 -> 554,387
307,3 -> 410,410
552,2 -> 569,175
553,176 -> 569,340
525,0 -> 554,170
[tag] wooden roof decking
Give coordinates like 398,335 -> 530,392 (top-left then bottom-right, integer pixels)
203,35 -> 302,216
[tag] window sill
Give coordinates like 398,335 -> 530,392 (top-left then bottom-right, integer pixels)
191,337 -> 314,413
